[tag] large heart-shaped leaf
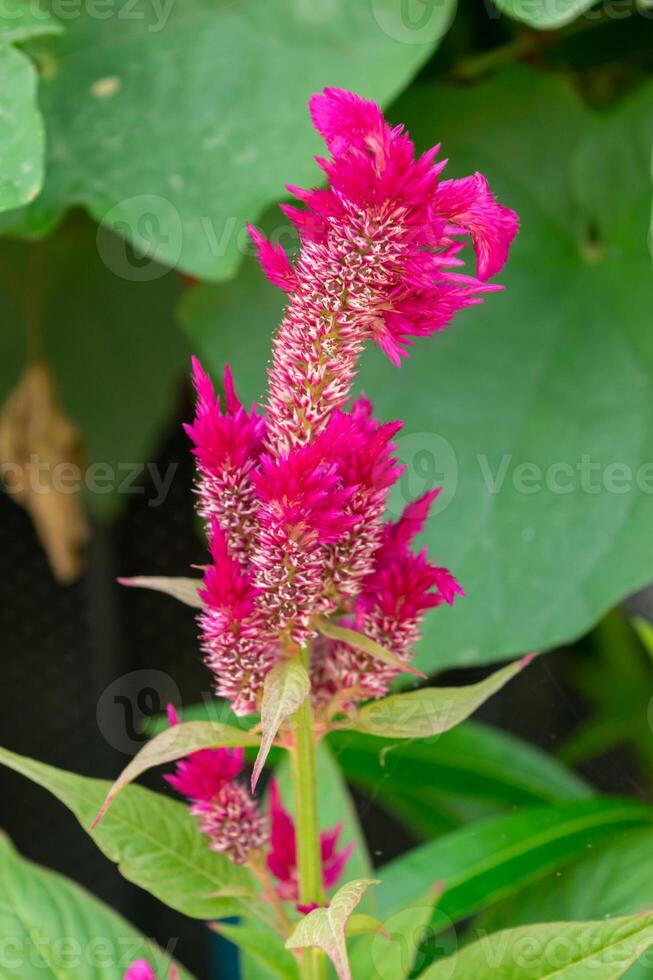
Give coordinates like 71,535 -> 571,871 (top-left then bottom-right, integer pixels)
0,745 -> 267,922
0,833 -> 195,978
421,912 -> 653,979
375,798 -> 653,925
179,69 -> 653,673
0,44 -> 44,212
1,0 -> 454,279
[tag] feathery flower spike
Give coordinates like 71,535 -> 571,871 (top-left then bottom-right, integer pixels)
266,778 -> 353,902
249,87 -> 518,455
164,704 -> 267,863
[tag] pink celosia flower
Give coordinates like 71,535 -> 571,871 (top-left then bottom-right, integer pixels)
124,963 -> 155,980
199,520 -> 279,714
185,356 -> 265,561
249,87 -> 518,455
165,705 -> 267,863
123,963 -> 179,980
184,86 -> 516,717
313,492 -> 464,705
266,779 -> 353,901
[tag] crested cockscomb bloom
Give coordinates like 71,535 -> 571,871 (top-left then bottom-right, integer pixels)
249,87 -> 518,456
266,779 -> 353,902
164,705 -> 268,863
199,522 -> 279,714
313,492 -> 464,705
183,87 -> 516,715
185,356 -> 265,561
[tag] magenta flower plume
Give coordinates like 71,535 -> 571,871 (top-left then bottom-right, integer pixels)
164,705 -> 267,863
182,87 -> 516,722
266,779 -> 353,901
249,86 -> 518,455
185,356 -> 265,561
124,962 -> 156,980
199,521 -> 279,714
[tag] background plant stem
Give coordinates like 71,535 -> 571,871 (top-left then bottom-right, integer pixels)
291,646 -> 326,980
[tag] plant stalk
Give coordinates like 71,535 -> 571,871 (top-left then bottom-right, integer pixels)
290,645 -> 326,980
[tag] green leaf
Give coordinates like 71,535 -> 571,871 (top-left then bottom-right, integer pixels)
286,879 -> 378,980
342,657 -> 530,738
0,0 -> 62,42
215,922 -> 300,980
94,721 -> 260,824
1,0 -> 454,279
375,798 -> 653,927
476,827 -> 653,980
0,44 -> 44,212
119,575 -> 203,608
252,659 -> 310,789
315,616 -> 425,680
491,0 -> 597,29
181,69 -> 653,673
349,887 -> 444,980
329,720 -> 591,837
0,745 -> 267,922
421,912 -> 653,980
0,833 -> 196,979
0,221 -> 187,518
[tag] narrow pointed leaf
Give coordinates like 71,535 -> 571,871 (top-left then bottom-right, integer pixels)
344,657 -> 532,739
316,617 -> 426,679
118,575 -> 203,608
94,721 -> 260,826
0,746 -> 267,922
0,834 -> 195,979
286,879 -> 379,980
376,799 -> 653,926
252,660 -> 310,789
421,912 -> 653,979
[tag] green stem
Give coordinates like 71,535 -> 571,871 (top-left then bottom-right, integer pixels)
290,645 -> 326,980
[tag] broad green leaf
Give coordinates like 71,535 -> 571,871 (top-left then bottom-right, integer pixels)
252,659 -> 309,789
421,912 -> 653,980
180,69 -> 653,674
119,575 -> 203,608
316,616 -> 425,680
375,798 -> 653,927
215,922 -> 300,980
342,657 -> 530,739
0,0 -> 454,279
477,828 -> 653,979
286,879 -> 378,980
491,0 -> 597,29
0,1 -> 62,42
329,720 -> 591,837
0,745 -> 267,922
94,720 -> 260,824
0,833 -> 194,978
0,44 -> 44,212
0,221 -> 187,517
